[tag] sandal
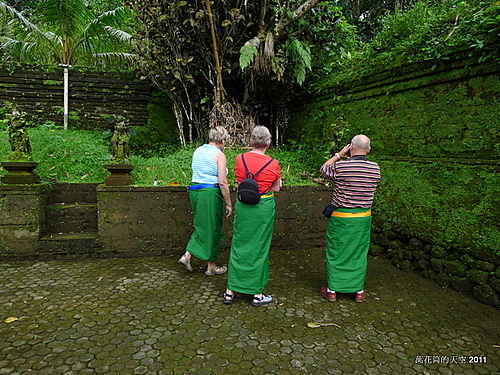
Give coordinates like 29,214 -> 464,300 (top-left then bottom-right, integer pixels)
205,265 -> 227,276
251,294 -> 273,307
223,292 -> 235,305
178,255 -> 193,272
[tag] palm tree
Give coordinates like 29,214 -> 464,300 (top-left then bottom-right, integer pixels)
0,0 -> 137,129
0,0 -> 136,67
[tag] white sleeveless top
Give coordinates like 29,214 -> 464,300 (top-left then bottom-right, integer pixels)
191,144 -> 222,184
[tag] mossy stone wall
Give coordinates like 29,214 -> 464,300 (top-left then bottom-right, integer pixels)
288,47 -> 500,307
1,180 -> 498,307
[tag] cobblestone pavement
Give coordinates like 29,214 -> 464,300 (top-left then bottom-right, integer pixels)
1,248 -> 498,375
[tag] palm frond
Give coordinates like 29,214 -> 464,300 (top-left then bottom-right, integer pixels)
96,7 -> 131,27
92,52 -> 138,69
80,7 -> 131,42
1,0 -> 135,69
0,1 -> 62,61
37,0 -> 91,38
103,27 -> 134,43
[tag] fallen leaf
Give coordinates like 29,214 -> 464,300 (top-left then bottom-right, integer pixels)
49,165 -> 56,170
81,174 -> 89,179
4,317 -> 18,323
169,182 -> 181,186
146,166 -> 153,171
65,172 -> 70,179
307,322 -> 341,329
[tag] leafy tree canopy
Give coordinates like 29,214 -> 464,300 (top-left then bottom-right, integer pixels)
131,0 -> 360,145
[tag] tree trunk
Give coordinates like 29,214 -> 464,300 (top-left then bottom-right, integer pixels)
352,0 -> 360,20
172,102 -> 186,148
204,0 -> 225,109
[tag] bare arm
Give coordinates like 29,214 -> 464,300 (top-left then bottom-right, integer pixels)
322,144 -> 351,167
320,144 -> 351,179
272,178 -> 282,192
216,152 -> 232,218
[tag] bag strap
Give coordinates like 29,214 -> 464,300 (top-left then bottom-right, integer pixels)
241,153 -> 274,178
241,153 -> 252,178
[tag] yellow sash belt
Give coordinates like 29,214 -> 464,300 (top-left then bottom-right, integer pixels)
331,210 -> 371,218
261,192 -> 275,199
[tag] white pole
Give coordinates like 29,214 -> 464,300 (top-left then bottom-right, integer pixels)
60,64 -> 71,130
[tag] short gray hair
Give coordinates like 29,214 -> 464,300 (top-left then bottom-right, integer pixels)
351,134 -> 371,150
209,126 -> 229,144
250,126 -> 272,148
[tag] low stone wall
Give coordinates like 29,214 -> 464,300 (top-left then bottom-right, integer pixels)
370,231 -> 500,308
1,183 -> 498,308
96,185 -> 331,257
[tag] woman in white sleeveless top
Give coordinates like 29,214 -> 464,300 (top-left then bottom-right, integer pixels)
179,126 -> 232,275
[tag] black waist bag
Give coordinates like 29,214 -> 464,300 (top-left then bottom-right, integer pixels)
237,154 -> 274,205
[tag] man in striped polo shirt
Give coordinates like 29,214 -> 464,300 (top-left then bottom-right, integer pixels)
319,135 -> 381,303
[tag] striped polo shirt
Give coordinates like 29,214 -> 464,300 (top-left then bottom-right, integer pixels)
320,155 -> 381,208
191,144 -> 222,184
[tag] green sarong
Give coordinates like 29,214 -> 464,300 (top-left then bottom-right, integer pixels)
326,207 -> 372,293
185,187 -> 223,262
227,196 -> 276,294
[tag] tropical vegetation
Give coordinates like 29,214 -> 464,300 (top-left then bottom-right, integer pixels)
0,0 -> 498,154
310,0 -> 500,91
130,0 -> 329,146
0,0 -> 136,68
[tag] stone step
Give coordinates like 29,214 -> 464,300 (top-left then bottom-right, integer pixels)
38,232 -> 103,259
45,203 -> 98,233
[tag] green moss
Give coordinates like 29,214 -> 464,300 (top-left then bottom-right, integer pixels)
374,161 -> 499,255
43,80 -> 62,85
130,92 -> 177,156
289,59 -> 500,257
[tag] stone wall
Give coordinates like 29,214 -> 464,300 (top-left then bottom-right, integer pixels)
97,185 -> 331,257
0,185 -> 47,258
0,65 -> 151,130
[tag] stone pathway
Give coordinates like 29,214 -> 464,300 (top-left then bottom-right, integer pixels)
0,248 -> 498,374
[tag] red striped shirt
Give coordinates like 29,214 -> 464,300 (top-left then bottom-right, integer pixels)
320,156 -> 381,208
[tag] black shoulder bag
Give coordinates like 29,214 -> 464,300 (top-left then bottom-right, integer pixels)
237,154 -> 274,205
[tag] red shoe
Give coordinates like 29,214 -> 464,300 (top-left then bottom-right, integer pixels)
320,286 -> 337,302
355,291 -> 366,303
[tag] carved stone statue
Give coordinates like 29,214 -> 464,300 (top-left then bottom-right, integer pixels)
8,105 -> 32,161
105,113 -> 134,186
111,114 -> 131,163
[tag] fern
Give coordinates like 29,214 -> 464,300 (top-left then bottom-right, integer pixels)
287,38 -> 311,85
239,44 -> 258,71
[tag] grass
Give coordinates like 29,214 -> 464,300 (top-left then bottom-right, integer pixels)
0,126 -> 321,186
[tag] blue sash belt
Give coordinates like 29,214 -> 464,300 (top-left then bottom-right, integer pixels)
189,183 -> 219,191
